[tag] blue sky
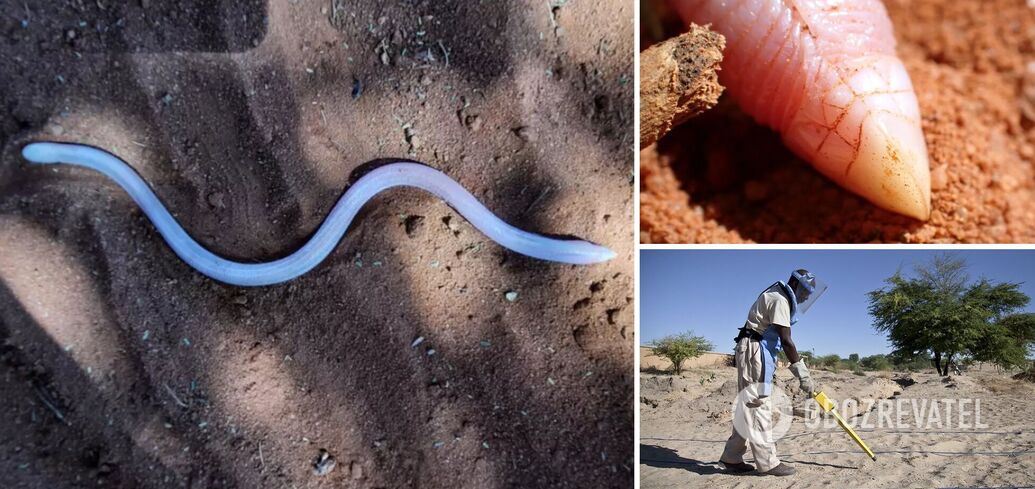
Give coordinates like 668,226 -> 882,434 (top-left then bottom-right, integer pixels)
640,249 -> 1035,357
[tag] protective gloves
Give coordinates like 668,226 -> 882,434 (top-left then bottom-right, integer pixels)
789,360 -> 816,395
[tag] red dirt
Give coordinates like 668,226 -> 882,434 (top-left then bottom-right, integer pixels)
640,0 -> 1035,243
0,1 -> 633,487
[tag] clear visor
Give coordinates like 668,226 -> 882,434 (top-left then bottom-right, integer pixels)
794,273 -> 828,315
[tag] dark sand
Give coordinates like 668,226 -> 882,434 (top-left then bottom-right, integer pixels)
640,0 -> 1035,243
0,1 -> 633,487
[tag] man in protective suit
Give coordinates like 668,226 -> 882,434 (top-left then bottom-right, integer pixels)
718,269 -> 826,476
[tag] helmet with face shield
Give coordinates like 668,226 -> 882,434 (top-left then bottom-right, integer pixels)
788,269 -> 827,315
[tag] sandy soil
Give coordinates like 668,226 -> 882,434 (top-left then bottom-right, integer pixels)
0,1 -> 633,487
640,0 -> 1035,243
640,366 -> 1035,488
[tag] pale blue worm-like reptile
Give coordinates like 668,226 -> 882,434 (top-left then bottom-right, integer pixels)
21,142 -> 615,286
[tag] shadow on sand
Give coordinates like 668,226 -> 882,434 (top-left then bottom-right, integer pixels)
639,444 -> 726,475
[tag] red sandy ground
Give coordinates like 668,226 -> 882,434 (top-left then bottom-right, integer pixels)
0,1 -> 633,487
641,0 -> 1035,243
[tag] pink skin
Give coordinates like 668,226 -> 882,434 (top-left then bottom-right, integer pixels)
672,0 -> 932,220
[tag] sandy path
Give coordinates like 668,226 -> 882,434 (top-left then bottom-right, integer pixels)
641,367 -> 1035,488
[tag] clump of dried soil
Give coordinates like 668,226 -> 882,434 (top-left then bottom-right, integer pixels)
641,0 -> 1035,243
638,24 -> 724,148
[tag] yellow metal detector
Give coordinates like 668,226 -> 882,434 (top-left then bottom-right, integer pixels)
814,391 -> 878,461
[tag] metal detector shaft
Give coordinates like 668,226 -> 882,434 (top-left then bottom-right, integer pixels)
814,391 -> 877,461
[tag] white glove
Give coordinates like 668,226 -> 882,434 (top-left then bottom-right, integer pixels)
789,360 -> 816,395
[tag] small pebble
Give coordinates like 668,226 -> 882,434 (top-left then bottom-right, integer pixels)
504,291 -> 518,302
45,123 -> 64,136
465,114 -> 482,132
411,336 -> 425,348
312,449 -> 336,476
514,126 -> 535,142
930,164 -> 948,191
207,192 -> 226,209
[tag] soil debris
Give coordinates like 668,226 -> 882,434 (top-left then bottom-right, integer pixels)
311,449 -> 336,476
639,24 -> 725,149
404,215 -> 426,238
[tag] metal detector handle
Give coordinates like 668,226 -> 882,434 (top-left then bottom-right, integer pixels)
814,391 -> 878,461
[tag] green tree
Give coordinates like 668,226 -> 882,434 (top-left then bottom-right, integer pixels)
650,332 -> 715,374
868,254 -> 1033,376
970,313 -> 1035,370
816,354 -> 842,371
889,351 -> 937,371
848,353 -> 860,364
860,354 -> 892,371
